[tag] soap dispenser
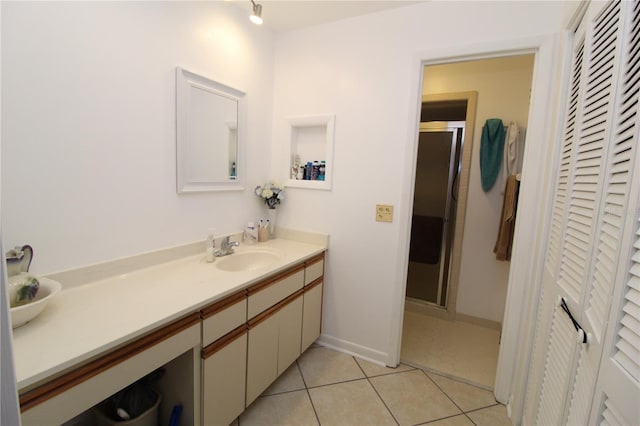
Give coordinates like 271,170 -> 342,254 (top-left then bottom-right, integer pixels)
206,228 -> 216,262
244,222 -> 258,244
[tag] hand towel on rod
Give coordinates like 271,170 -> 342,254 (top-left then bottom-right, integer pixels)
480,118 -> 505,192
494,174 -> 520,261
504,121 -> 520,176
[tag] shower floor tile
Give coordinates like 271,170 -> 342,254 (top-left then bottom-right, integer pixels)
400,310 -> 500,389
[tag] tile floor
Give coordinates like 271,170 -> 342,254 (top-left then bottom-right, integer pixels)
401,311 -> 501,389
234,345 -> 510,426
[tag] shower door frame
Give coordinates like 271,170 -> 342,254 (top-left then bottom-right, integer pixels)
405,92 -> 477,322
407,122 -> 464,308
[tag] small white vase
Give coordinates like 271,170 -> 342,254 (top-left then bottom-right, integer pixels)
267,208 -> 277,237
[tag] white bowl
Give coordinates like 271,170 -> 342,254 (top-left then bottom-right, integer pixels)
10,277 -> 61,328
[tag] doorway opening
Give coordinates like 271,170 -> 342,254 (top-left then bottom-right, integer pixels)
401,54 -> 535,389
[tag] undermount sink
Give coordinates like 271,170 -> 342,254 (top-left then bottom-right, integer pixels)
216,251 -> 280,272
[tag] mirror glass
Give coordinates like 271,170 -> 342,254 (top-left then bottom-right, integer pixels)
176,67 -> 245,192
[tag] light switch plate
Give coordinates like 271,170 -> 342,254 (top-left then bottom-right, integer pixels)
376,204 -> 393,222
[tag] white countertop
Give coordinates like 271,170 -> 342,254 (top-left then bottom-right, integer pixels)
12,237 -> 326,390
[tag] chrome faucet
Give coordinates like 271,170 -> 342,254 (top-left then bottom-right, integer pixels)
216,236 -> 240,257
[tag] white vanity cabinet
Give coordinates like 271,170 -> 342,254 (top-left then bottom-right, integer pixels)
16,248 -> 325,426
245,265 -> 305,405
200,252 -> 325,422
277,296 -> 304,375
302,254 -> 324,351
202,328 -> 248,426
244,253 -> 325,407
245,294 -> 304,404
201,291 -> 248,426
19,314 -> 202,426
302,281 -> 323,351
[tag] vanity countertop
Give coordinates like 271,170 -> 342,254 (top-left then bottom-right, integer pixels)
11,237 -> 326,390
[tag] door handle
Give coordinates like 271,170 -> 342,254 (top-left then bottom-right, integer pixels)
557,297 -> 589,344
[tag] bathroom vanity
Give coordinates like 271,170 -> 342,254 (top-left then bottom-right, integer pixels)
11,233 -> 327,425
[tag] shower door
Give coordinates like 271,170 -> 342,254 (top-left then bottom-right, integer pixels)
406,122 -> 463,307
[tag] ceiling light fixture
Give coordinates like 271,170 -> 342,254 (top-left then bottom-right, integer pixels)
249,0 -> 263,25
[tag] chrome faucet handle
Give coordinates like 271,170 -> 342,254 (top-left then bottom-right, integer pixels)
225,239 -> 240,253
216,236 -> 240,256
220,236 -> 231,248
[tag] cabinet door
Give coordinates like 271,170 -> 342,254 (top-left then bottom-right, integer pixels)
301,282 -> 323,352
246,315 -> 279,406
203,331 -> 247,426
277,296 -> 303,375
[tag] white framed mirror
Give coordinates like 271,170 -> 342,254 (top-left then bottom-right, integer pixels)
176,67 -> 246,193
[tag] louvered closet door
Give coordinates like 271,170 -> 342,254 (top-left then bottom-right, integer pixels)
589,0 -> 640,424
566,0 -> 639,423
536,1 -> 620,421
528,19 -> 587,425
526,0 -> 640,425
521,16 -> 588,425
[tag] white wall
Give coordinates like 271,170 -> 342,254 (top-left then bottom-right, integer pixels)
272,1 -> 570,362
1,0 -> 577,370
423,55 -> 535,323
1,2 -> 275,275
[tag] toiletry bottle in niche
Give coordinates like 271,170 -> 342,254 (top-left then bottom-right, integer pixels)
291,154 -> 300,179
230,162 -> 236,179
305,162 -> 313,180
206,228 -> 216,262
318,161 -> 326,181
297,165 -> 304,180
311,161 -> 320,180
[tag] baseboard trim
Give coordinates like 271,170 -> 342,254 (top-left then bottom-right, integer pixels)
455,313 -> 502,331
404,298 -> 450,320
316,334 -> 390,367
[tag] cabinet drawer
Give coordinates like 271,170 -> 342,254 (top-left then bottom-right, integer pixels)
304,255 -> 324,285
201,291 -> 247,347
248,266 -> 304,319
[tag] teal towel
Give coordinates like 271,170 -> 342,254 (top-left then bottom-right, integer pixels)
480,119 -> 505,192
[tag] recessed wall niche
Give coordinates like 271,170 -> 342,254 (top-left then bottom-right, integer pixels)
286,114 -> 335,190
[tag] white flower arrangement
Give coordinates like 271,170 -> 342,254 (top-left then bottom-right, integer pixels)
255,181 -> 285,209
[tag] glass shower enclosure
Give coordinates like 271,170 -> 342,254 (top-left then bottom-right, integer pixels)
406,121 -> 464,307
